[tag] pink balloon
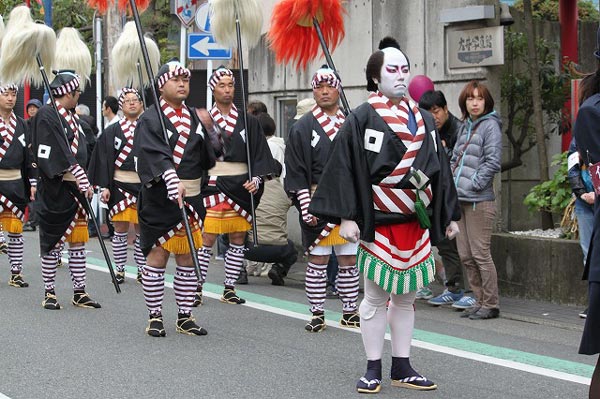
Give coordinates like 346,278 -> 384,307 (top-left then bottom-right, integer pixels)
408,75 -> 435,102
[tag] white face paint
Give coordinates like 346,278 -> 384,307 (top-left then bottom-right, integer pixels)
377,48 -> 410,99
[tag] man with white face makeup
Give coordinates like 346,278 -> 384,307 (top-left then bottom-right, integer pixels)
310,37 -> 460,393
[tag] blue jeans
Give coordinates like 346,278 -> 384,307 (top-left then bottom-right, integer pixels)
575,197 -> 594,265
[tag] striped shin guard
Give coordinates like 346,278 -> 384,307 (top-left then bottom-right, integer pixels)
337,265 -> 360,313
111,232 -> 128,273
133,235 -> 146,273
196,245 -> 212,287
142,266 -> 165,316
306,262 -> 328,313
41,249 -> 60,291
68,244 -> 87,290
224,244 -> 245,287
174,266 -> 198,315
7,233 -> 23,273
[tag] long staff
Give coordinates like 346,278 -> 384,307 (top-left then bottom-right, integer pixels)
36,55 -> 121,293
127,0 -> 202,280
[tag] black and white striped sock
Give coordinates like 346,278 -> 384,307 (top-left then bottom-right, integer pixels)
68,244 -> 87,291
174,266 -> 198,315
337,265 -> 360,313
224,243 -> 245,287
306,262 -> 327,314
133,234 -> 146,273
41,249 -> 60,292
7,233 -> 23,274
142,266 -> 165,316
196,245 -> 212,287
112,232 -> 128,273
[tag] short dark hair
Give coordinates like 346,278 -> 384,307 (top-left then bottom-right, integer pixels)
247,100 -> 268,116
458,80 -> 495,120
103,96 -> 119,114
257,112 -> 276,137
418,90 -> 447,110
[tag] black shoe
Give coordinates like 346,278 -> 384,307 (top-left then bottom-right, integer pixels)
460,306 -> 481,318
176,313 -> 208,336
136,272 -> 142,284
340,312 -> 360,328
8,273 -> 29,288
356,359 -> 382,394
72,292 -> 101,309
42,292 -> 61,310
268,265 -> 285,286
390,357 -> 437,391
220,287 -> 246,304
22,222 -> 36,232
192,289 -> 203,307
469,307 -> 500,320
305,313 -> 326,333
56,257 -> 63,268
326,285 -> 338,299
579,308 -> 588,319
146,314 -> 166,337
115,271 -> 125,284
236,267 -> 248,285
0,241 -> 7,255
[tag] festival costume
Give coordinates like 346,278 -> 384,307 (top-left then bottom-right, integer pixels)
283,67 -> 359,331
31,71 -> 100,310
0,85 -> 34,287
194,67 -> 278,306
88,89 -> 145,283
310,86 -> 458,391
134,60 -> 215,336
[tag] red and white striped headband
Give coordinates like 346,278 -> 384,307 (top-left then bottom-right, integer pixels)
118,88 -> 142,109
0,84 -> 18,94
208,67 -> 235,91
51,72 -> 81,97
156,63 -> 191,89
311,68 -> 340,90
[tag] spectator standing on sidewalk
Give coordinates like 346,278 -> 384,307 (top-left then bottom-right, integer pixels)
450,80 -> 502,320
417,90 -> 468,308
22,99 -> 42,232
575,42 -> 600,398
567,136 -> 594,319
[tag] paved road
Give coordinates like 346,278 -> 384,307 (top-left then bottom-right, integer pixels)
0,231 -> 594,398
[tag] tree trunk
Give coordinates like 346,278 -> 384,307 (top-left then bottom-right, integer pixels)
522,0 -> 554,229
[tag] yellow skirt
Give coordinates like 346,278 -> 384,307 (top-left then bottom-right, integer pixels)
66,212 -> 89,243
318,225 -> 348,247
161,221 -> 203,254
204,202 -> 250,234
112,206 -> 138,224
0,210 -> 22,233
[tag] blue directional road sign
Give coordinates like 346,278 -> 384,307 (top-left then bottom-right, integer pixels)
188,33 -> 232,60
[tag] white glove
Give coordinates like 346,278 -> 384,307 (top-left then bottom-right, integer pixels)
446,221 -> 460,240
339,219 -> 360,243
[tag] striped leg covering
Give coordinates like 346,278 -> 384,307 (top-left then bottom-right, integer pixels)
196,245 -> 212,287
224,243 -> 245,287
133,234 -> 146,273
337,265 -> 360,313
7,233 -> 23,273
306,262 -> 328,314
142,266 -> 165,316
41,249 -> 61,292
111,232 -> 128,273
174,266 -> 198,315
68,244 -> 87,291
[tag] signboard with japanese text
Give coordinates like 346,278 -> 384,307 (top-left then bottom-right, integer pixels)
447,26 -> 504,69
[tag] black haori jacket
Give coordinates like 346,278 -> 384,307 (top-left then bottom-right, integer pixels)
309,102 -> 459,246
201,112 -> 279,215
32,104 -> 89,255
0,114 -> 34,213
133,103 -> 215,255
88,120 -> 140,210
284,111 -> 338,250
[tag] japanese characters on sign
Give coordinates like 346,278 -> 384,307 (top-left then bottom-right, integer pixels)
447,26 -> 504,69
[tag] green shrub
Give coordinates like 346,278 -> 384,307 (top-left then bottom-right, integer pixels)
523,151 -> 572,214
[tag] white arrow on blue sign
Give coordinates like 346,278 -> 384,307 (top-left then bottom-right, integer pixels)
188,33 -> 232,60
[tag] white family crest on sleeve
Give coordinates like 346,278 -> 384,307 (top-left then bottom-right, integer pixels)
239,129 -> 246,143
134,156 -> 138,172
18,134 -> 26,147
311,130 -> 320,148
167,130 -> 174,139
430,130 -> 438,152
38,144 -> 51,159
364,128 -> 383,153
195,125 -> 205,138
114,137 -> 122,150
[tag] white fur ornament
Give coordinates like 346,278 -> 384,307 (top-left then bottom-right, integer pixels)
209,0 -> 263,49
54,27 -> 92,90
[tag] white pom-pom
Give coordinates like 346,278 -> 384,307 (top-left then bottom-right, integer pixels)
210,0 -> 263,49
54,27 -> 92,90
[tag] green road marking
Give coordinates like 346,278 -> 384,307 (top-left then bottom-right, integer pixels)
88,257 -> 594,378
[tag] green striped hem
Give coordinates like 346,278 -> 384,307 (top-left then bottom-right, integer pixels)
357,246 -> 435,294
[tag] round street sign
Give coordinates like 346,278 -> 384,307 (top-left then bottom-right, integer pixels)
195,3 -> 211,33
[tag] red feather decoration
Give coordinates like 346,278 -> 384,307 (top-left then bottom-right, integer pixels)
268,0 -> 346,71
87,0 -> 149,14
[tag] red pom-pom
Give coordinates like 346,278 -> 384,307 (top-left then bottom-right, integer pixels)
268,0 -> 346,71
408,75 -> 435,103
87,0 -> 111,14
87,0 -> 149,14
